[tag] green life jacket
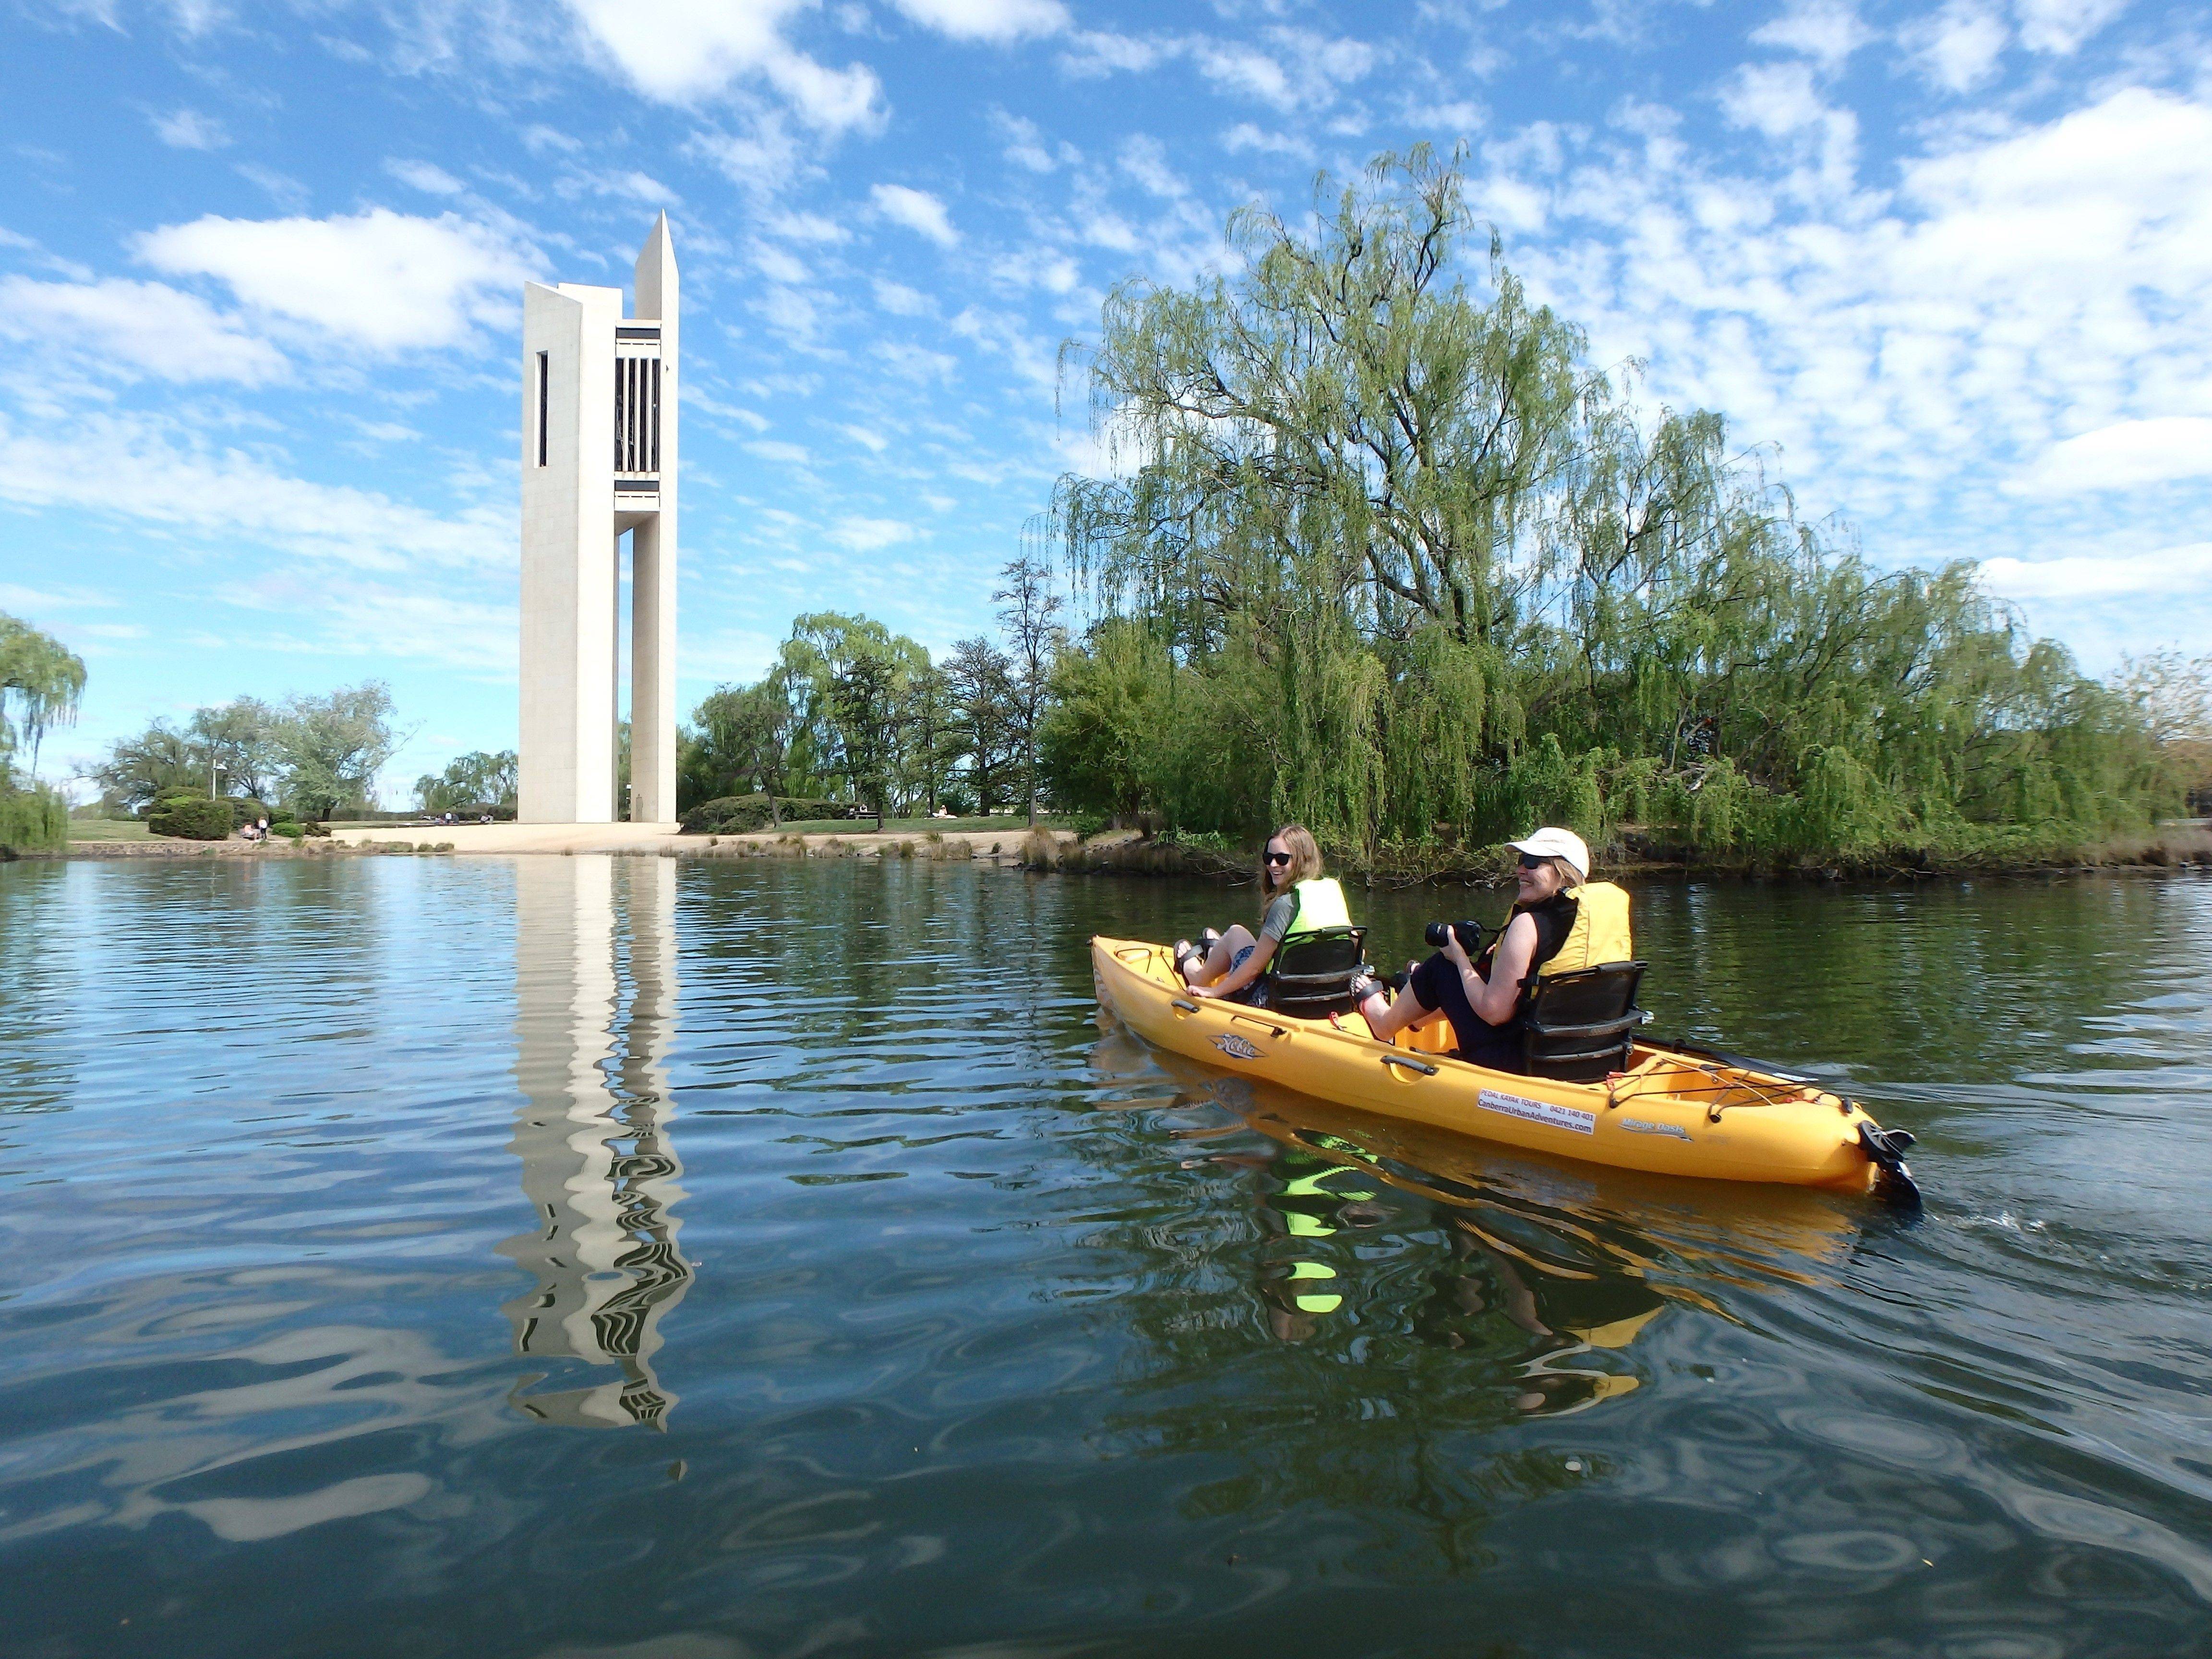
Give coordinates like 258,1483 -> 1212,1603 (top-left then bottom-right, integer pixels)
1277,878 -> 1352,949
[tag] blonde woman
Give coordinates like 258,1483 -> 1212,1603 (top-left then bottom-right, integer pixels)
1357,827 -> 1588,1070
1176,825 -> 1352,1006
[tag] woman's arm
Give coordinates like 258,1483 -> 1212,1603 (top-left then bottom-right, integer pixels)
1442,913 -> 1537,1025
1191,934 -> 1277,998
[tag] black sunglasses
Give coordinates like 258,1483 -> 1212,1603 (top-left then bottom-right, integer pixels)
1517,852 -> 1548,870
1264,851 -> 1292,866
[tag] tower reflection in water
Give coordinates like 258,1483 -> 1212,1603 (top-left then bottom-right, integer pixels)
500,855 -> 692,1429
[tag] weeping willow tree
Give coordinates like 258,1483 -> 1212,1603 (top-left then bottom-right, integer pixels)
0,613 -> 84,852
1040,149 -> 2175,863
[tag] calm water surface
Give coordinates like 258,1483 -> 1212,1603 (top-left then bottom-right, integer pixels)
1,855 -> 2209,1658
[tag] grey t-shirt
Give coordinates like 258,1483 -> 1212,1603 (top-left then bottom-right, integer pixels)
1258,891 -> 1298,945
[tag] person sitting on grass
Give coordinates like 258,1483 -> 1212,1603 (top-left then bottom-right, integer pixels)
1354,827 -> 1589,1072
1174,824 -> 1351,1007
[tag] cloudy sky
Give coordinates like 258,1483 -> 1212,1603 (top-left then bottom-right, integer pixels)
3,0 -> 2208,798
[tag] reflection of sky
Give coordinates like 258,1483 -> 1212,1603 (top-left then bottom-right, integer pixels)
502,855 -> 692,1429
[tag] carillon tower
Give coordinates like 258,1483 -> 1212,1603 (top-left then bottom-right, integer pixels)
519,214 -> 679,824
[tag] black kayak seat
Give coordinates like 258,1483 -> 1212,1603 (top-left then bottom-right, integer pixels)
1523,961 -> 1647,1082
1266,926 -> 1370,1019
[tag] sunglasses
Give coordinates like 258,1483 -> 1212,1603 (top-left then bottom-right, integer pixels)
1517,852 -> 1548,870
1264,851 -> 1292,866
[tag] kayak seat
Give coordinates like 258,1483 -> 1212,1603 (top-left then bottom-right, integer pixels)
1267,926 -> 1370,1019
1523,961 -> 1647,1082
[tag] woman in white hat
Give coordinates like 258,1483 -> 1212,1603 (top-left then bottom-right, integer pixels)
1355,827 -> 1590,1073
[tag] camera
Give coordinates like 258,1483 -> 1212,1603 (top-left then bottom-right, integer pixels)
1424,920 -> 1485,953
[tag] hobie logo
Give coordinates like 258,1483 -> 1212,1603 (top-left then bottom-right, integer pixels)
1212,1033 -> 1264,1060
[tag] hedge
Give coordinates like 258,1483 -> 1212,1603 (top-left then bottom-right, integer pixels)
147,796 -> 236,840
680,794 -> 855,834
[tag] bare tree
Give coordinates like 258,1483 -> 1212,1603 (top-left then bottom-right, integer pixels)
994,556 -> 1065,826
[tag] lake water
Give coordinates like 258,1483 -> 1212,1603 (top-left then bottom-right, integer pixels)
2,854 -> 2208,1658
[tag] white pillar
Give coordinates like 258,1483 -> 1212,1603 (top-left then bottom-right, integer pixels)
520,281 -> 620,823
629,215 -> 679,825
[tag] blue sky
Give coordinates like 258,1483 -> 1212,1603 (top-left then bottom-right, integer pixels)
4,0 -> 2208,801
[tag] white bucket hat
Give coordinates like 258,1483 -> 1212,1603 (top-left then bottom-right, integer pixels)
1509,826 -> 1589,881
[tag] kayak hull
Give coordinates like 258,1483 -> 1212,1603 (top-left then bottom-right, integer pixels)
1091,936 -> 1887,1192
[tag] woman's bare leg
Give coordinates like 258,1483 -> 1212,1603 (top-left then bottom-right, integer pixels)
1183,924 -> 1256,986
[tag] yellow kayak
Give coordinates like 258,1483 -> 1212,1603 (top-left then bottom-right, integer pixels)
1091,936 -> 1919,1197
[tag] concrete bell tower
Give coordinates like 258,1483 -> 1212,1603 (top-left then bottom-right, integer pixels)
519,214 -> 679,825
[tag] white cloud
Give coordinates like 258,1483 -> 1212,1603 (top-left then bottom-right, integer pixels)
871,183 -> 958,246
839,423 -> 888,451
2009,419 -> 2212,495
0,276 -> 286,383
873,278 -> 931,313
152,108 -> 228,150
829,515 -> 915,549
1720,60 -> 1830,136
1905,1 -> 2008,94
1118,135 -> 1185,199
1750,0 -> 1871,70
992,110 -> 1060,172
386,158 -> 465,195
745,438 -> 813,465
134,209 -> 533,351
1058,26 -> 1373,111
754,243 -> 811,284
1059,30 -> 1169,77
1193,29 -> 1376,112
1221,122 -> 1314,160
1472,83 -> 2212,626
1979,541 -> 2212,601
764,208 -> 850,243
0,412 -> 506,571
888,0 -> 1067,44
2013,0 -> 2129,55
562,0 -> 884,132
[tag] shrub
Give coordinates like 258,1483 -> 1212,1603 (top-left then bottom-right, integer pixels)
228,798 -> 272,829
271,821 -> 305,841
301,820 -> 332,838
147,796 -> 235,840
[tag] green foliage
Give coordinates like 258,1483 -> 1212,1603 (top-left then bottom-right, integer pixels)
0,784 -> 67,853
1036,150 -> 2179,865
96,682 -> 408,820
147,795 -> 235,840
681,794 -> 851,835
228,797 -> 272,829
0,613 -> 86,783
279,682 -> 404,820
415,750 -> 517,814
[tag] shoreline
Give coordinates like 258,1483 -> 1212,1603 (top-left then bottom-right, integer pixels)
21,817 -> 2212,883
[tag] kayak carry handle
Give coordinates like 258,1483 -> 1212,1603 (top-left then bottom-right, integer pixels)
1381,1053 -> 1438,1077
1170,998 -> 1200,1014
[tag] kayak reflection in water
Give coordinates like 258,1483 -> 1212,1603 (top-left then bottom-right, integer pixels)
1355,827 -> 1608,1073
1173,824 -> 1354,1007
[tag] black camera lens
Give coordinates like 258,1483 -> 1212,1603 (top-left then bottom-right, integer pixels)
1424,920 -> 1483,952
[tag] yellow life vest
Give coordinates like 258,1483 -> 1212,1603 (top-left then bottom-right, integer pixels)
1539,881 -> 1634,975
1280,878 -> 1352,943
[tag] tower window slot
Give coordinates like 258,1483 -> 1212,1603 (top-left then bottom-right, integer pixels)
536,351 -> 549,467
